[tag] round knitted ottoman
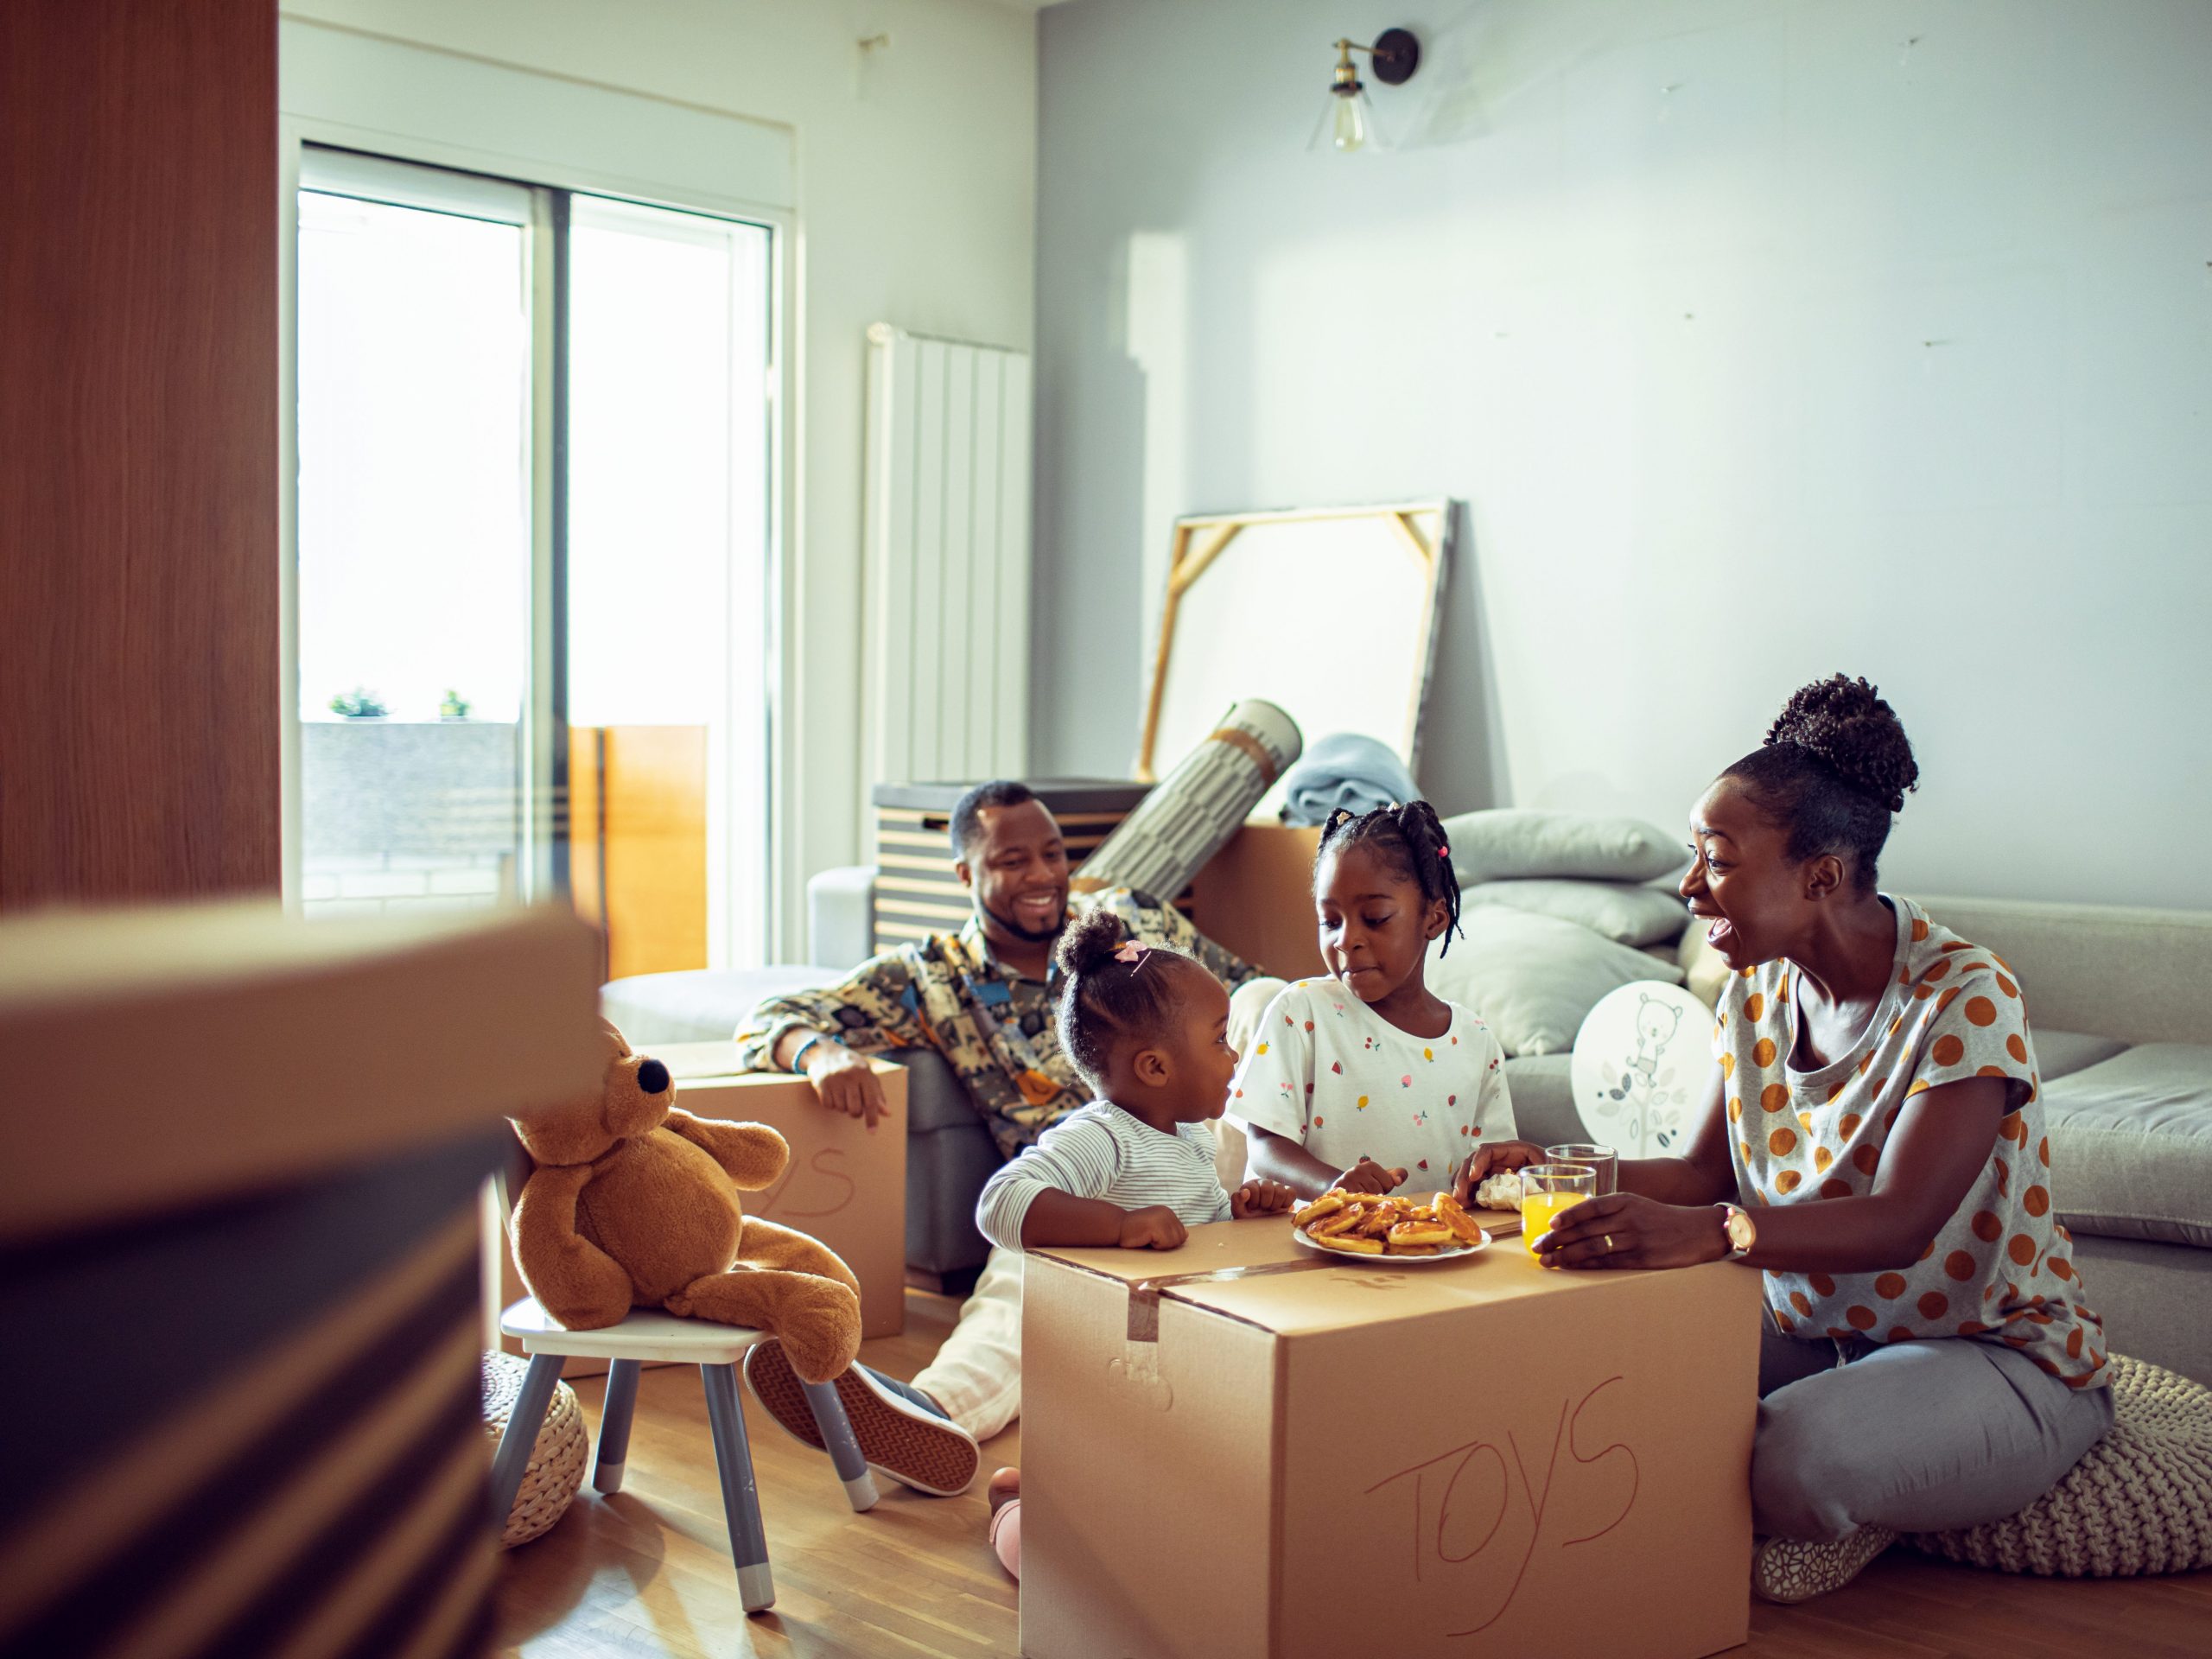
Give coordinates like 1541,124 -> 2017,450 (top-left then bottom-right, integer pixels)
481,1352 -> 588,1549
1905,1354 -> 2212,1576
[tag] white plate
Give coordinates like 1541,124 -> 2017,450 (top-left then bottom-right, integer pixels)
1291,1220 -> 1488,1264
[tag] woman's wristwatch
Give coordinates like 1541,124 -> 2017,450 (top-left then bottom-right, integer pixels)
1715,1202 -> 1756,1259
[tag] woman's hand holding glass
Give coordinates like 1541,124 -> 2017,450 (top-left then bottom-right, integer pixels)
1531,1192 -> 1732,1270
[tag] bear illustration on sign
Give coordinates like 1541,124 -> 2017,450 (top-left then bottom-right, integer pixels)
1569,983 -> 1701,1158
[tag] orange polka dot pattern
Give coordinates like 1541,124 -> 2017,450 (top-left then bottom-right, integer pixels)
1716,896 -> 2106,1387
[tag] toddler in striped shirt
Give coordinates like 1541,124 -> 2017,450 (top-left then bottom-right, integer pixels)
977,907 -> 1297,1252
975,907 -> 1297,1576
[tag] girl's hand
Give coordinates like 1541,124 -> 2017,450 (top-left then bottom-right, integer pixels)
1451,1140 -> 1548,1205
1334,1157 -> 1408,1196
1230,1179 -> 1297,1219
1533,1192 -> 1730,1271
1117,1205 -> 1189,1250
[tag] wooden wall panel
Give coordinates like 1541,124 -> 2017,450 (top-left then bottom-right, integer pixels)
0,0 -> 280,906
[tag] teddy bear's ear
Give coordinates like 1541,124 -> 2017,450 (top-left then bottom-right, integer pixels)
509,1098 -> 615,1167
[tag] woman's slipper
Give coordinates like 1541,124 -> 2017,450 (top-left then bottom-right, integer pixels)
742,1339 -> 980,1497
1751,1525 -> 1897,1604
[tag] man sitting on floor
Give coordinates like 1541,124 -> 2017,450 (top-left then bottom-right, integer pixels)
730,779 -> 1278,1494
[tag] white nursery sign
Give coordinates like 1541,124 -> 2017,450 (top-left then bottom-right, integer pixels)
1569,982 -> 1711,1157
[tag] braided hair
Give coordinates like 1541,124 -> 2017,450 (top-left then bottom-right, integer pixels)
1722,673 -> 1919,893
1054,908 -> 1198,1091
1313,799 -> 1464,955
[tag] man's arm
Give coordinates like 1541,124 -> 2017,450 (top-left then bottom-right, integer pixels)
732,951 -> 931,1129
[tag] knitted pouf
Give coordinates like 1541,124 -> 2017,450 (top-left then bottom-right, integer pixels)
1905,1354 -> 2212,1576
480,1351 -> 589,1549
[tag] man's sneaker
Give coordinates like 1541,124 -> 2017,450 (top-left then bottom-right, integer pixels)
742,1339 -> 980,1497
1751,1525 -> 1897,1604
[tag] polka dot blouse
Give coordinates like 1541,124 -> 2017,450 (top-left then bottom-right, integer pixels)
1718,895 -> 2107,1389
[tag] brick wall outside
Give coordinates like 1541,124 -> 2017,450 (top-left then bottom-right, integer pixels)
302,721 -> 519,918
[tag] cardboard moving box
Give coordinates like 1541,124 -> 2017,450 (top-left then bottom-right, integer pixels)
495,1047 -> 907,1368
1023,1216 -> 1762,1659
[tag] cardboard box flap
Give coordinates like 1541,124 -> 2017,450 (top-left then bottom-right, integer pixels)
1038,1217 -> 1648,1343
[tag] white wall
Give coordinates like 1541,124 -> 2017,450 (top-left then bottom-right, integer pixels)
287,0 -> 1039,952
1034,0 -> 2212,911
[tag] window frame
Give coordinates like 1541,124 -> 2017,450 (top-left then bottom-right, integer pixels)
279,118 -> 793,964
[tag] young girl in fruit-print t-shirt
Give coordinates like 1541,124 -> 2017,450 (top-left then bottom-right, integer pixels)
1234,802 -> 1516,1202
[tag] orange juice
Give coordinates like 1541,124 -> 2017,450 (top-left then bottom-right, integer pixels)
1522,1191 -> 1583,1260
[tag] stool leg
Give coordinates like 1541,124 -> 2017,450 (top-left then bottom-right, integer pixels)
802,1378 -> 879,1512
594,1360 -> 640,1494
700,1363 -> 774,1612
489,1353 -> 565,1529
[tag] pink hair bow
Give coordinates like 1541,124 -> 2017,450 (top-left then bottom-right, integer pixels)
1113,939 -> 1147,966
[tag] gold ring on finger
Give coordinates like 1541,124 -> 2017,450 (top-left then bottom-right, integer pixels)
1605,1234 -> 1616,1251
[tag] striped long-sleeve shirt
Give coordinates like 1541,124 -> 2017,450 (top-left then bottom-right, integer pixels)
976,1101 -> 1233,1251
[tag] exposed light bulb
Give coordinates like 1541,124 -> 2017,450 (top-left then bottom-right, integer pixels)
1332,91 -> 1369,151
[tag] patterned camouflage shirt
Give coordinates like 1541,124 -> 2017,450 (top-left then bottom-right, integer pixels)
732,888 -> 1262,1160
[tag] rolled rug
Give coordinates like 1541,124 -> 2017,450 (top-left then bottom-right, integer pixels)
1074,699 -> 1301,902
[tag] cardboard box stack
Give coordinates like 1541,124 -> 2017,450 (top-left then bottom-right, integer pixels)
1023,1215 -> 1762,1659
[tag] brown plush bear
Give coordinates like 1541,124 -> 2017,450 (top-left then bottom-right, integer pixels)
507,1020 -> 862,1385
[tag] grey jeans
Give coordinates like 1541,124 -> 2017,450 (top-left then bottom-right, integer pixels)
1752,1328 -> 2115,1541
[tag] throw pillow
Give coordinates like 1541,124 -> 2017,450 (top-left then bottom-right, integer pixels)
1460,878 -> 1688,947
1430,905 -> 1687,1058
1440,809 -> 1684,886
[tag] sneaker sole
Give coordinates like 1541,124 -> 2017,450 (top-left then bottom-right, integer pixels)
1752,1526 -> 1897,1605
745,1341 -> 979,1497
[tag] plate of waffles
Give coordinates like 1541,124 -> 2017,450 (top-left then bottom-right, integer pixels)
1289,1187 -> 1491,1263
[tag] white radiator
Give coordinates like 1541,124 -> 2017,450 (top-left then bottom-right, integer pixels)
863,324 -> 1033,822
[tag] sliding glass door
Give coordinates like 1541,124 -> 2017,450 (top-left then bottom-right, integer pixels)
294,147 -> 774,972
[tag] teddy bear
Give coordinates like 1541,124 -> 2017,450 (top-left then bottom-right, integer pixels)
506,1019 -> 862,1385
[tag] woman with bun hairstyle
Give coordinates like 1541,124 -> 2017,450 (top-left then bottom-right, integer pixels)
1465,676 -> 2112,1603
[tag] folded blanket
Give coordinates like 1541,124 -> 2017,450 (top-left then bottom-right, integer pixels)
1278,733 -> 1418,826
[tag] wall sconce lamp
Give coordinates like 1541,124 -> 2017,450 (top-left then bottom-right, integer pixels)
1313,28 -> 1421,153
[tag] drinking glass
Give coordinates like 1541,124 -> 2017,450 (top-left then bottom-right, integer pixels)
1520,1164 -> 1597,1261
1544,1142 -> 1618,1197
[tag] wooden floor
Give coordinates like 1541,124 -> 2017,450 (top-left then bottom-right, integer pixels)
494,1291 -> 2212,1659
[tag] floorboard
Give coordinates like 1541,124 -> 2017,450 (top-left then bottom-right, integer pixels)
493,1291 -> 2212,1658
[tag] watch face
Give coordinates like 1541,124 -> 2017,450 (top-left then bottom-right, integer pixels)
1726,1208 -> 1756,1253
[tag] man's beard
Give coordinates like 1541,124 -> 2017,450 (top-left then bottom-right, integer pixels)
982,895 -> 1067,944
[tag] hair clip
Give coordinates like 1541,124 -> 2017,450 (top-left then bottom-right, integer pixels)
1113,939 -> 1148,967
1438,844 -> 1451,860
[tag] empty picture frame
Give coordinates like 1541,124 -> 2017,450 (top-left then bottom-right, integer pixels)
1136,501 -> 1454,801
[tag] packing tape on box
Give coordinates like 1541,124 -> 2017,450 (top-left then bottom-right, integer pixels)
1124,1256 -> 1338,1344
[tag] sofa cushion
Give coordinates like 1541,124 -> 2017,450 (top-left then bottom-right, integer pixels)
601,967 -> 834,1046
2034,1028 -> 2130,1082
2043,1044 -> 2212,1249
1500,1054 -> 1584,1147
1460,879 -> 1688,947
1428,906 -> 1685,1058
1439,809 -> 1683,887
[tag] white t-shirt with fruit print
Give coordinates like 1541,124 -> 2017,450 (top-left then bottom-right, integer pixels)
1719,894 -> 2107,1389
1231,977 -> 1516,1189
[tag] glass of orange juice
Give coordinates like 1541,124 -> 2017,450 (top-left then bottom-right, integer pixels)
1520,1164 -> 1597,1262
